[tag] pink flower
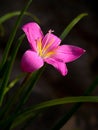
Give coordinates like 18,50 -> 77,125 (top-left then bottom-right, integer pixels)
21,22 -> 85,76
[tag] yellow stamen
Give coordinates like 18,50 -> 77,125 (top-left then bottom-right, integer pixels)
36,33 -> 57,59
36,38 -> 42,56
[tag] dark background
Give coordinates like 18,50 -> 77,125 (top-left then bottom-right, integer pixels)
0,0 -> 98,129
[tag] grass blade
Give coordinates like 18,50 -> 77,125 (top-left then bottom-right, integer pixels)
10,96 -> 98,129
0,34 -> 25,105
0,0 -> 32,70
52,76 -> 98,130
0,11 -> 39,25
60,13 -> 88,40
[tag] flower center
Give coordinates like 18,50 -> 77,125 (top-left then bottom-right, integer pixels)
36,38 -> 56,59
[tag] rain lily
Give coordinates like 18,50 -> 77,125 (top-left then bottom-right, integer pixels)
21,22 -> 85,76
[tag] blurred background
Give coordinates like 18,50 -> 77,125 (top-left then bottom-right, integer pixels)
0,0 -> 98,129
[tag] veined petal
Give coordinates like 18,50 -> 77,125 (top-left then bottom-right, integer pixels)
22,22 -> 44,51
45,58 -> 68,76
54,45 -> 85,63
42,32 -> 61,52
21,50 -> 44,72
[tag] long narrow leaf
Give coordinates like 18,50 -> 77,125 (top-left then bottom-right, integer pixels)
0,67 -> 45,129
15,67 -> 45,112
1,67 -> 44,120
60,13 -> 88,40
3,73 -> 25,95
0,0 -> 32,70
10,96 -> 98,129
0,34 -> 25,105
0,11 -> 39,25
52,76 -> 98,130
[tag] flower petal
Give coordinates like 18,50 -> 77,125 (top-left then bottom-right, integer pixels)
45,58 -> 68,76
42,32 -> 61,52
54,45 -> 85,63
21,50 -> 44,72
22,22 -> 44,51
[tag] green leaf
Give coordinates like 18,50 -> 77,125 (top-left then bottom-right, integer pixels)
3,73 -> 25,95
0,67 -> 44,119
0,34 -> 25,105
0,0 -> 32,105
0,11 -> 40,25
60,13 -> 88,40
21,112 -> 39,130
52,76 -> 98,130
15,67 -> 45,112
10,96 -> 98,129
0,67 -> 45,129
0,0 -> 32,71
11,113 -> 37,130
0,60 -> 9,78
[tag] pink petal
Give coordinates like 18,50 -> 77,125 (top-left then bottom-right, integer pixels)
21,50 -> 44,72
54,45 -> 85,63
42,32 -> 61,51
22,22 -> 44,51
45,58 -> 68,76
